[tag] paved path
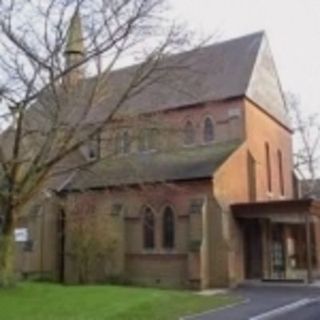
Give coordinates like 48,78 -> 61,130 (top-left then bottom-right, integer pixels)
272,299 -> 320,320
186,285 -> 320,320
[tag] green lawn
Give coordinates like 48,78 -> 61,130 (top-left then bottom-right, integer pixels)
0,282 -> 238,320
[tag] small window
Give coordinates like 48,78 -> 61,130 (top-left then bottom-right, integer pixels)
143,207 -> 155,249
115,130 -> 130,155
87,134 -> 100,159
138,128 -> 157,152
189,199 -> 203,214
122,131 -> 130,154
184,120 -> 195,145
203,117 -> 214,143
162,207 -> 175,249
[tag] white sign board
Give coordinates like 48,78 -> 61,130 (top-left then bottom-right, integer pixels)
14,228 -> 28,242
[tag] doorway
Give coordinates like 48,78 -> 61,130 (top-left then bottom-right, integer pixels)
271,224 -> 285,279
244,219 -> 263,279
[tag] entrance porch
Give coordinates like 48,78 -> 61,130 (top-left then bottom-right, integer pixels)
232,199 -> 320,283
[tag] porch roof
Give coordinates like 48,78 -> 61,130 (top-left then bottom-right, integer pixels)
231,198 -> 320,219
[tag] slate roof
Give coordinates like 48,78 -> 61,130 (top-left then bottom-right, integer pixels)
27,31 -> 289,128
65,140 -> 240,190
21,31 -> 289,191
85,32 -> 265,119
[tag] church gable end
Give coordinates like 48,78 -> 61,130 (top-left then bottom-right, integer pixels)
246,36 -> 289,128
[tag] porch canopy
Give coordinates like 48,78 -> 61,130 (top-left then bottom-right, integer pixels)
231,198 -> 320,220
231,199 -> 320,283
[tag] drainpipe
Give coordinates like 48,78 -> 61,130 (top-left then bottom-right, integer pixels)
305,211 -> 313,284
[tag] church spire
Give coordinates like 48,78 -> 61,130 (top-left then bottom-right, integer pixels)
64,9 -> 85,86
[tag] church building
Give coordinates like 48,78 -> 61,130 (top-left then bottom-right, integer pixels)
14,13 -> 320,289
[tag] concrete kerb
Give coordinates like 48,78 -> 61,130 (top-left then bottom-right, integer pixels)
180,298 -> 250,320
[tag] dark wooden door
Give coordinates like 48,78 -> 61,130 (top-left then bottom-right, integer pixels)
244,219 -> 263,279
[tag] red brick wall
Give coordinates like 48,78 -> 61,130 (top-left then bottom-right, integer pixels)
244,98 -> 293,200
63,180 -> 213,287
100,99 -> 245,159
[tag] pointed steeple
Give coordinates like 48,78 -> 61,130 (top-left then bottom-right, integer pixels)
65,10 -> 84,56
64,9 -> 85,86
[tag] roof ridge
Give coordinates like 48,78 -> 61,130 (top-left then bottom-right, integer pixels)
85,31 -> 265,79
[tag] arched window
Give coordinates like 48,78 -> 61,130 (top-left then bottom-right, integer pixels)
203,117 -> 214,143
184,120 -> 195,145
143,207 -> 155,249
162,206 -> 175,249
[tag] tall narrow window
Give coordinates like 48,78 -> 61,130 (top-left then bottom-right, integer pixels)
122,130 -> 130,154
143,207 -> 155,249
184,120 -> 195,145
87,133 -> 100,159
203,117 -> 214,143
278,150 -> 285,196
115,132 -> 129,155
265,142 -> 272,192
138,128 -> 157,152
162,206 -> 175,249
247,151 -> 257,201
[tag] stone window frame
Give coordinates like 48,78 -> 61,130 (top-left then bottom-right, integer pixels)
202,115 -> 215,144
115,129 -> 131,155
189,198 -> 204,214
138,127 -> 158,153
87,133 -> 101,160
142,205 -> 156,250
161,205 -> 176,250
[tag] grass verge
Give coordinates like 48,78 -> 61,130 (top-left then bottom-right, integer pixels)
0,282 -> 239,320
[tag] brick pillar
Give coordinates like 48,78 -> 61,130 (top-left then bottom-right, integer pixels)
261,219 -> 271,279
200,196 -> 210,289
111,208 -> 125,278
187,198 -> 204,289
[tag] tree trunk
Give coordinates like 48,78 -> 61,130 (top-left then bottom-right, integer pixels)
0,203 -> 16,287
0,233 -> 15,287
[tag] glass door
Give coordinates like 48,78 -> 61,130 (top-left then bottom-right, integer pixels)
271,224 -> 285,279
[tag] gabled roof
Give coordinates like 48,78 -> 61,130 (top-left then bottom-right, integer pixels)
83,31 -> 289,128
63,140 -> 240,191
85,32 -> 264,118
21,32 -> 290,191
246,35 -> 289,127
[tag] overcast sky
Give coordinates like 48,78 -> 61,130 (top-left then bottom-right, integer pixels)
168,0 -> 320,115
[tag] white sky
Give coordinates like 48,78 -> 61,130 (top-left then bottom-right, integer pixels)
168,0 -> 320,115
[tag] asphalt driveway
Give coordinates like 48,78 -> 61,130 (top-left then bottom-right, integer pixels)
185,284 -> 320,320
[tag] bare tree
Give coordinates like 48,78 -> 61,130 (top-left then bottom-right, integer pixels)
0,0 -> 190,286
287,93 -> 320,197
66,194 -> 119,284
